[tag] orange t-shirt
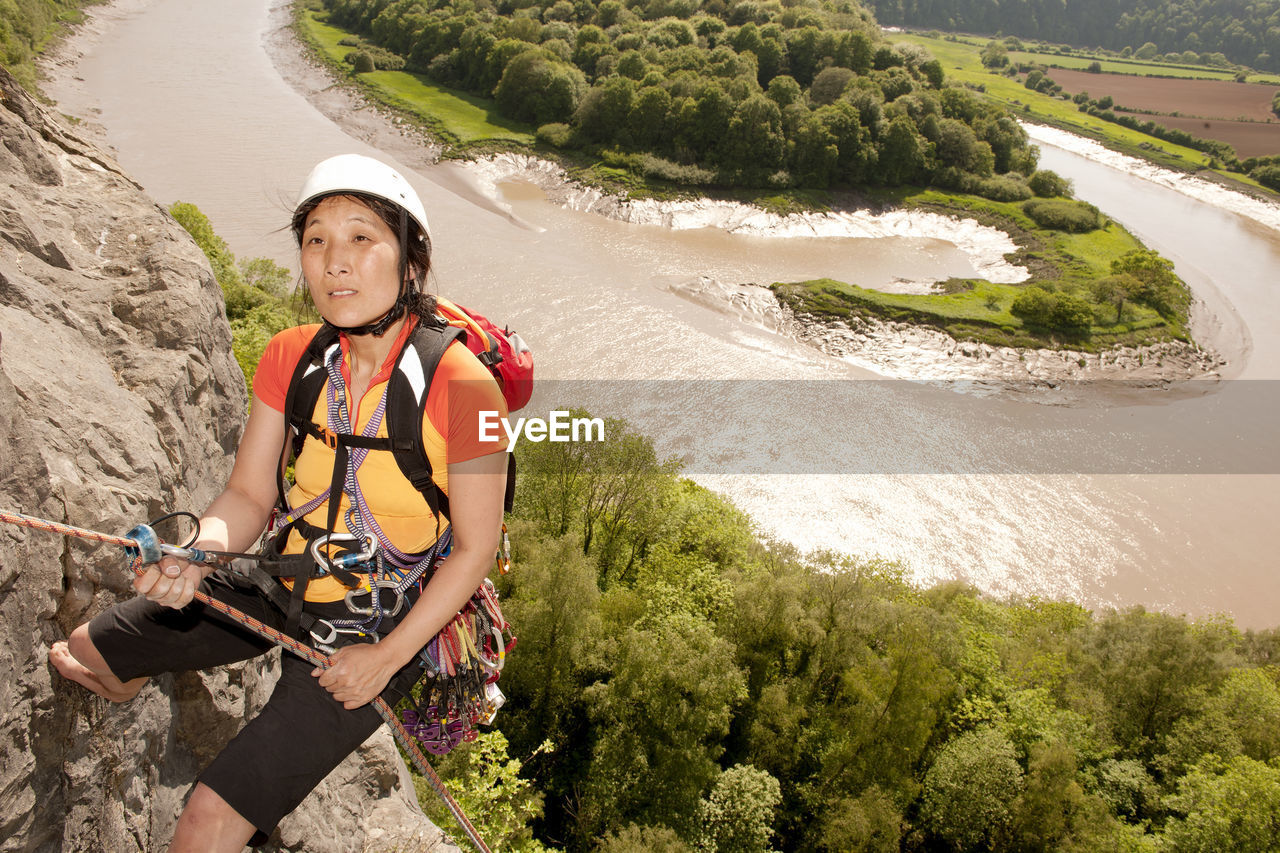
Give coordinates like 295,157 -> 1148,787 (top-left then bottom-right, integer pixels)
253,319 -> 508,601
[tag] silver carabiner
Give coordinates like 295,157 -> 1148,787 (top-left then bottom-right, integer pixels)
310,531 -> 378,574
344,578 -> 405,618
308,617 -> 380,654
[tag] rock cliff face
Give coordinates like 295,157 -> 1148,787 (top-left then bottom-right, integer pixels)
0,66 -> 453,852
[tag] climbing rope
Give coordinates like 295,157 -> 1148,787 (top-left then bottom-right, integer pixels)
0,508 -> 491,853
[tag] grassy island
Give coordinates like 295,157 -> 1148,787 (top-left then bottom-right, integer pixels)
774,188 -> 1190,350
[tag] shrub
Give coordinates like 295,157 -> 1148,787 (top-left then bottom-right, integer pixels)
639,154 -> 717,185
1051,292 -> 1095,335
1011,286 -> 1057,327
1028,169 -> 1071,197
347,50 -> 375,73
1022,198 -> 1102,232
1252,164 -> 1280,191
536,122 -> 575,147
975,174 -> 1032,201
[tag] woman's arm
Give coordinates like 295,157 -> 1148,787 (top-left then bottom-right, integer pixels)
315,449 -> 508,709
135,395 -> 286,609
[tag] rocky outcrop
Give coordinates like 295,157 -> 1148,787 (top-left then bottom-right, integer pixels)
0,66 -> 453,852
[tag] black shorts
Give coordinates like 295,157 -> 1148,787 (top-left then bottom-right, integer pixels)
88,570 -> 423,844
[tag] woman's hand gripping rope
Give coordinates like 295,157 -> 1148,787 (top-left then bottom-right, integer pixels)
314,643 -> 401,710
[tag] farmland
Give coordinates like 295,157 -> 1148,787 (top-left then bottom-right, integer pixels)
1045,67 -> 1280,158
890,31 -> 1280,183
1047,68 -> 1279,122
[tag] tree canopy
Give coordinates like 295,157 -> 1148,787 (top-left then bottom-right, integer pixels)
320,0 -> 1042,191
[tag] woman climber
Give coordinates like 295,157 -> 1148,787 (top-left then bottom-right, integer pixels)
49,153 -> 510,851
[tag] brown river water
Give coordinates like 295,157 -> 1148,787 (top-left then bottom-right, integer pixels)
44,0 -> 1280,627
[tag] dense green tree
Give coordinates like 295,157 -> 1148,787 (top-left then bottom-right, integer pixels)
629,84 -> 673,149
169,202 -> 243,292
790,114 -> 840,187
921,727 -> 1025,850
876,114 -> 926,184
1011,286 -> 1057,328
1077,608 -> 1237,760
419,730 -> 551,853
497,526 -> 603,754
819,787 -> 902,852
596,824 -> 692,852
1110,249 -> 1190,317
765,73 -> 803,108
1090,273 -> 1143,323
697,765 -> 781,853
573,75 -> 637,143
495,49 -> 587,124
1028,168 -> 1072,198
980,40 -> 1009,68
1051,292 -> 1095,336
1162,756 -> 1280,852
1008,742 -> 1123,852
933,117 -> 993,175
783,26 -> 827,86
809,66 -> 855,105
579,614 -> 745,841
719,94 -> 786,178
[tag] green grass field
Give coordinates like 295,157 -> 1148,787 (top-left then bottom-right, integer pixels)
298,11 -> 535,147
916,32 -> 1280,84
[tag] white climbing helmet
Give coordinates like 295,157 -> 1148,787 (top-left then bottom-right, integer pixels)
295,153 -> 430,242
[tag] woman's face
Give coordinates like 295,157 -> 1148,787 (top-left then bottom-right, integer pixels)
300,195 -> 402,329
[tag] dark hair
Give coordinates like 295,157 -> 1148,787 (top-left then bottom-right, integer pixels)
292,191 -> 437,323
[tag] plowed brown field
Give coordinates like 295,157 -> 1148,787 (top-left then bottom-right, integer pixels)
1119,114 -> 1280,157
1045,67 -> 1280,157
1048,68 -> 1278,120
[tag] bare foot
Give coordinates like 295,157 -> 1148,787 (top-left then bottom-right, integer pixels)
49,641 -> 143,702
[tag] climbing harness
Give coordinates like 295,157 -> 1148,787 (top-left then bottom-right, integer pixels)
0,508 -> 493,853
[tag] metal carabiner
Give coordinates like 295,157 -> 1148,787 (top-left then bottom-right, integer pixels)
344,578 -> 405,618
310,531 -> 378,574
308,617 -> 381,655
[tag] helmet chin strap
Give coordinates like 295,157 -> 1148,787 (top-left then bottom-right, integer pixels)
329,284 -> 415,337
330,208 -> 415,338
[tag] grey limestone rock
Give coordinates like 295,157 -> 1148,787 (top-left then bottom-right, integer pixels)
0,65 -> 455,853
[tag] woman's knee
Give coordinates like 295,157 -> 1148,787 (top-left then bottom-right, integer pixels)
66,623 -> 111,675
173,783 -> 256,852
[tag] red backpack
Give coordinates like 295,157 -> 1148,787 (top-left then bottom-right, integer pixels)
436,296 -> 533,413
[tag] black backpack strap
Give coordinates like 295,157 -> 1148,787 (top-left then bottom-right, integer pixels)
384,321 -> 464,523
278,324 -> 341,511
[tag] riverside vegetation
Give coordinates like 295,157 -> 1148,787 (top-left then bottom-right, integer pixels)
176,201 -> 1280,853
294,0 -> 1196,348
0,0 -> 97,91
